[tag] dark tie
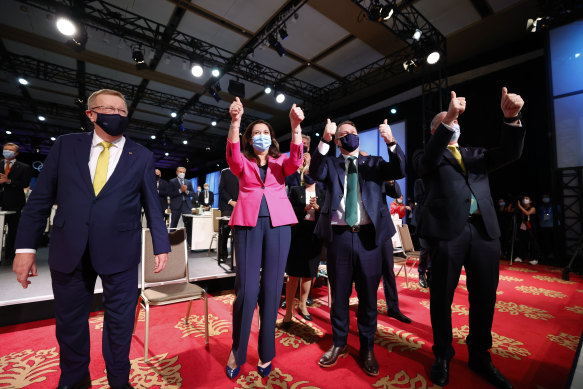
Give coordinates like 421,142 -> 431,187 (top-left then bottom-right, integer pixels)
345,156 -> 358,226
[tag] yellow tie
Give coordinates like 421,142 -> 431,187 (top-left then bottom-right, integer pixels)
93,141 -> 112,195
447,145 -> 466,173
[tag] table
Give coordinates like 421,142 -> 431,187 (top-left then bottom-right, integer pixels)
183,213 -> 216,251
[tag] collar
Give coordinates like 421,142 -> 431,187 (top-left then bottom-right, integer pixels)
92,131 -> 125,149
447,142 -> 459,148
341,152 -> 359,161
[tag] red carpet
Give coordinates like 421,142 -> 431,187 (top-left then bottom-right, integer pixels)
1,261 -> 582,388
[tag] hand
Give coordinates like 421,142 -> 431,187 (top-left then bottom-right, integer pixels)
289,104 -> 304,130
309,197 -> 319,210
13,253 -> 38,289
303,153 -> 311,167
153,253 -> 168,273
323,118 -> 337,142
229,97 -> 244,123
443,91 -> 466,125
180,184 -> 188,193
501,87 -> 524,119
379,119 -> 394,144
0,174 -> 8,184
229,200 -> 237,207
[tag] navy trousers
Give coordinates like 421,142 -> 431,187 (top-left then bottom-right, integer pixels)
380,237 -> 400,313
170,201 -> 192,245
428,217 -> 500,364
51,249 -> 138,387
231,217 -> 291,366
326,225 -> 382,351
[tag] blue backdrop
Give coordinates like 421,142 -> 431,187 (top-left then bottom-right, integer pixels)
205,171 -> 220,208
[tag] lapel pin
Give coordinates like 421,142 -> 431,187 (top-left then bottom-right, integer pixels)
129,152 -> 133,155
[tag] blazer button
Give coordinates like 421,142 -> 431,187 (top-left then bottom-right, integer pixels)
261,185 -> 265,189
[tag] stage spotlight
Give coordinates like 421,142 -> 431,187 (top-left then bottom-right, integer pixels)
183,140 -> 188,145
18,77 -> 29,85
164,152 -> 169,156
171,112 -> 177,118
264,85 -> 272,94
368,1 -> 383,21
275,92 -> 285,104
50,136 -> 56,141
56,16 -> 76,36
211,67 -> 220,77
6,130 -> 12,135
380,6 -> 394,21
390,107 -> 397,115
412,29 -> 422,41
268,34 -> 286,57
403,59 -> 419,72
279,26 -> 288,40
315,132 -> 320,137
209,86 -> 221,103
38,115 -> 46,121
228,79 -> 245,98
211,120 -> 217,126
526,17 -> 550,33
426,51 -> 441,65
191,63 -> 203,77
132,46 -> 148,70
150,135 -> 156,139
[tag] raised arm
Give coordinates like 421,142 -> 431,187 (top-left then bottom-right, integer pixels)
283,104 -> 304,176
227,97 -> 245,176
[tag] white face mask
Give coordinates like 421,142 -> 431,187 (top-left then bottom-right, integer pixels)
523,199 -> 530,205
204,187 -> 209,191
450,123 -> 461,143
177,173 -> 185,179
397,198 -> 403,204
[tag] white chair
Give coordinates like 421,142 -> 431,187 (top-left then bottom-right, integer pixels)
208,208 -> 221,256
133,228 -> 208,362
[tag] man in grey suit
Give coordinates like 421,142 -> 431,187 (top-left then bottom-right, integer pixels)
169,166 -> 193,246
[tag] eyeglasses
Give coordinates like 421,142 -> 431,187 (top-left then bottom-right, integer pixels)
90,106 -> 128,117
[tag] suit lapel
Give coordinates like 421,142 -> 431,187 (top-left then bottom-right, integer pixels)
444,147 -> 466,175
74,132 -> 95,196
357,156 -> 366,189
335,155 -> 345,189
98,137 -> 137,197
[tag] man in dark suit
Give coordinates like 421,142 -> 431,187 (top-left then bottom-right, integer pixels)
310,118 -> 405,377
169,166 -> 193,246
0,142 -> 32,264
12,89 -> 170,389
411,178 -> 430,288
198,183 -> 214,208
218,167 -> 238,267
414,88 -> 524,389
382,180 -> 412,323
155,169 -> 170,218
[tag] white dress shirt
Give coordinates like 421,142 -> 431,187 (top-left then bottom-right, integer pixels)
304,189 -> 317,221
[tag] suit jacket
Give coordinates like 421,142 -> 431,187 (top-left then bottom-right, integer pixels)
226,139 -> 302,227
218,168 -> 239,217
413,123 -> 526,240
15,132 -> 170,274
410,178 -> 426,228
0,159 -> 32,211
198,190 -> 214,207
288,185 -> 325,223
384,181 -> 401,199
168,177 -> 194,210
156,178 -> 170,212
310,143 -> 406,247
285,171 -> 302,189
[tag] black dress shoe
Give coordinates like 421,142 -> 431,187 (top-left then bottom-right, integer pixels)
298,311 -> 313,321
358,349 -> 379,376
387,310 -> 412,324
430,358 -> 450,386
469,361 -> 513,389
280,300 -> 286,309
306,297 -> 313,306
281,320 -> 292,330
318,345 -> 348,367
56,376 -> 91,389
419,273 -> 428,288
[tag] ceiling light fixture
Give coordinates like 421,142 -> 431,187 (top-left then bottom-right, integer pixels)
132,46 -> 148,70
403,58 -> 419,72
211,120 -> 217,126
191,63 -> 203,77
426,51 -> 441,65
56,17 -> 76,36
275,92 -> 285,104
183,140 -> 188,145
38,115 -> 46,121
268,34 -> 286,57
18,77 -> 29,85
279,26 -> 288,40
150,135 -> 156,139
412,29 -> 422,41
264,85 -> 272,94
211,67 -> 220,77
171,112 -> 177,118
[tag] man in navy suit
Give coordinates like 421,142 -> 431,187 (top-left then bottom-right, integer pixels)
310,118 -> 405,377
12,89 -> 170,389
155,169 -> 170,218
169,166 -> 193,246
414,88 -> 524,388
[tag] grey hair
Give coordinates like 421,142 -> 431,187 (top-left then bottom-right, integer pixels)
431,111 -> 448,132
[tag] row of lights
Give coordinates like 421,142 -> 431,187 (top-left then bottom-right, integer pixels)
17,77 -> 48,122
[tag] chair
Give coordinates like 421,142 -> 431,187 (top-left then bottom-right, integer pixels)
134,228 -> 209,362
397,224 -> 420,276
392,253 -> 409,287
208,208 -> 221,256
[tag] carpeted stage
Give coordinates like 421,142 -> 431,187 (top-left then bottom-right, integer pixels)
0,260 -> 582,388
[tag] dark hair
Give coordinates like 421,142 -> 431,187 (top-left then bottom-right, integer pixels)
241,119 -> 280,165
335,120 -> 357,139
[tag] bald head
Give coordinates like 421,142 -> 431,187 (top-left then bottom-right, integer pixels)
430,112 -> 447,134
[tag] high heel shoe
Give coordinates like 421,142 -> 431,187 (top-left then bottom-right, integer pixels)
298,311 -> 313,321
257,362 -> 272,378
226,365 -> 240,379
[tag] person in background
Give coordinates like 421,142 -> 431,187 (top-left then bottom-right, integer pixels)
225,97 -> 304,379
169,167 -> 193,246
155,169 -> 170,219
538,193 -> 558,264
282,171 -> 325,328
515,195 -> 539,265
199,182 -> 214,209
411,178 -> 430,288
285,134 -> 311,191
390,195 -> 411,222
193,185 -> 202,208
496,197 -> 512,260
0,142 -> 32,265
218,167 -> 239,268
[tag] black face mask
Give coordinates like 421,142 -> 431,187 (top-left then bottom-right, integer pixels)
303,174 -> 316,186
95,112 -> 129,137
303,145 -> 308,153
339,133 -> 359,152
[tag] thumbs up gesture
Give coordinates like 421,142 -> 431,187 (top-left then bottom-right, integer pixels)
501,87 -> 524,119
229,97 -> 244,122
289,103 -> 304,130
323,118 -> 337,142
443,91 -> 466,125
379,119 -> 394,145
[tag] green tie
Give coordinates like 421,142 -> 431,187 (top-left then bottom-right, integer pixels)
447,145 -> 478,215
345,156 -> 358,226
93,141 -> 112,195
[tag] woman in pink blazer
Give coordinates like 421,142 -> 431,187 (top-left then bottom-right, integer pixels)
225,97 -> 304,379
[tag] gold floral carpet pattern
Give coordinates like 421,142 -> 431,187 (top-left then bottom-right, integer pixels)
0,261 -> 582,388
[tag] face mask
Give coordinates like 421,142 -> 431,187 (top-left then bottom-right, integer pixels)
177,173 -> 185,179
499,202 -> 506,207
523,199 -> 530,205
303,145 -> 308,153
303,174 -> 316,186
252,134 -> 272,152
3,150 -> 15,159
94,112 -> 129,137
204,187 -> 209,191
542,197 -> 550,204
197,188 -> 201,193
397,198 -> 403,204
339,133 -> 359,152
450,123 -> 461,143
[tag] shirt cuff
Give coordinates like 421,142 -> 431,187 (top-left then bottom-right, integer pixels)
441,122 -> 456,132
318,141 -> 330,155
16,249 -> 36,254
389,144 -> 397,153
505,121 -> 523,127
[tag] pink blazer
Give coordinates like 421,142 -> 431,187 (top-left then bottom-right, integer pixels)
226,139 -> 302,227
